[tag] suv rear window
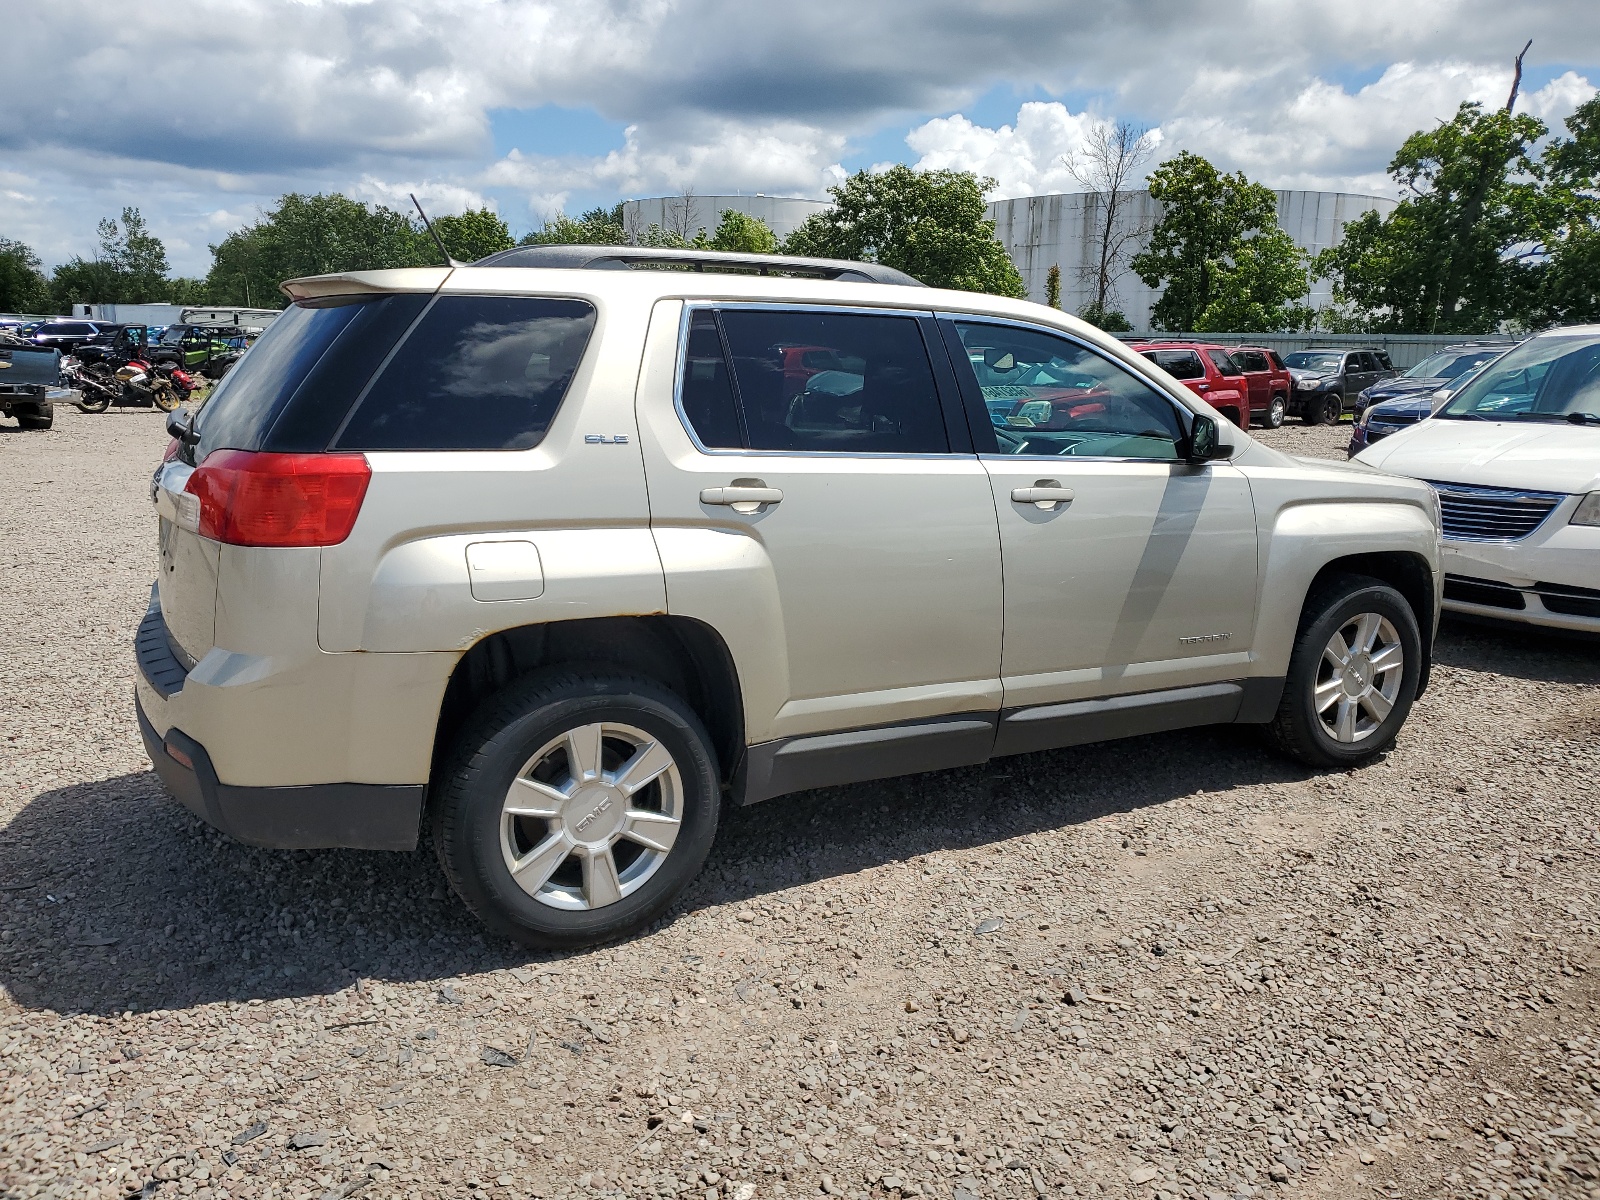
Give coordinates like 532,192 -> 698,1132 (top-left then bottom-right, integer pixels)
1141,350 -> 1205,380
194,293 -> 427,460
336,296 -> 595,451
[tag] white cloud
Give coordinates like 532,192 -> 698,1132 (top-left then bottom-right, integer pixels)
350,176 -> 492,216
906,103 -> 1151,199
484,119 -> 850,213
1,0 -> 1596,272
902,61 -> 1596,205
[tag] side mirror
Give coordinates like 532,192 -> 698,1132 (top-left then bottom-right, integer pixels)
1185,413 -> 1233,463
165,408 -> 197,444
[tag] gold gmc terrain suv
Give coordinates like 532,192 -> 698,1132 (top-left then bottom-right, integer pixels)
139,245 -> 1442,947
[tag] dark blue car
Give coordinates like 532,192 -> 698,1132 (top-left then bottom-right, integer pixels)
1347,344 -> 1513,456
1350,352 -> 1510,460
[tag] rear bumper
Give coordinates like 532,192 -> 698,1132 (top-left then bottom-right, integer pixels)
134,585 -> 428,850
136,693 -> 424,850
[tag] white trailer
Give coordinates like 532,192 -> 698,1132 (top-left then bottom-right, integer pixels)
69,303 -> 282,331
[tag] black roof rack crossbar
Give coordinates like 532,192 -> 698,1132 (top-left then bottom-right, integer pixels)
471,243 -> 924,286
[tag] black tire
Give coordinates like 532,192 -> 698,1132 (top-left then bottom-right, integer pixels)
16,407 -> 53,430
1315,394 -> 1342,425
432,670 -> 721,949
1261,395 -> 1286,429
1266,573 -> 1422,768
78,365 -> 113,413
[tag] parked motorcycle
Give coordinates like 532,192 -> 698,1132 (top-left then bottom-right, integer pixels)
72,356 -> 194,413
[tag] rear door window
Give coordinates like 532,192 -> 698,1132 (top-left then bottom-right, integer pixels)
1235,351 -> 1267,372
336,295 -> 596,451
711,308 -> 948,453
678,309 -> 744,450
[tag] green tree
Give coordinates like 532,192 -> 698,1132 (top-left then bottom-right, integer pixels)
206,193 -> 425,307
166,277 -> 211,306
1077,301 -> 1133,332
521,204 -> 627,246
1528,94 -> 1600,324
48,257 -> 119,313
0,238 -> 52,313
781,166 -> 1026,297
1045,263 -> 1061,308
1131,151 -> 1279,331
48,207 -> 175,309
429,208 -> 514,262
1315,100 -> 1546,332
102,207 -> 171,301
1193,227 -> 1312,332
700,209 -> 779,254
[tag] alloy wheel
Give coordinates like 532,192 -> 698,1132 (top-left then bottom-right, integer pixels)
499,721 -> 683,911
1267,397 -> 1286,428
1315,613 -> 1404,743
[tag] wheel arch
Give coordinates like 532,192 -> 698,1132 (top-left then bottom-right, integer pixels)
1301,551 -> 1437,696
430,616 -> 746,795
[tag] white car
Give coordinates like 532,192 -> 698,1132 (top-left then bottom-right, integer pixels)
1355,326 -> 1600,634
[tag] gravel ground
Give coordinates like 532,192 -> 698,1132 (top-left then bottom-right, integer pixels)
2,408 -> 1597,1200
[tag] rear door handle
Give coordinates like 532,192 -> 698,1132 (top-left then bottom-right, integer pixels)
1011,483 -> 1075,510
700,485 -> 783,514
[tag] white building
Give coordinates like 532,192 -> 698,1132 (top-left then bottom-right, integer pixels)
986,189 -> 1396,327
618,195 -> 827,242
617,189 -> 1395,328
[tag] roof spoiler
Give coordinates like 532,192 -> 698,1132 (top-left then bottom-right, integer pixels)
280,268 -> 453,303
471,243 -> 925,286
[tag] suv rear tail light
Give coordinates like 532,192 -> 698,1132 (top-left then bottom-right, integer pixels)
184,450 -> 371,547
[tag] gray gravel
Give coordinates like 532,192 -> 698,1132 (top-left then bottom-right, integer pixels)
2,407 -> 1598,1200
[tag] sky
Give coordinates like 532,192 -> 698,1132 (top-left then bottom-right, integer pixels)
2,0 -> 1596,277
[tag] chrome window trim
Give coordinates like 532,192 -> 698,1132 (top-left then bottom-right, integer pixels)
670,300 -> 965,461
936,311 -> 1201,464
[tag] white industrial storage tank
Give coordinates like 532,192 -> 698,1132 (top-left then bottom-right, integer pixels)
618,195 -> 828,242
617,188 -> 1393,328
986,189 -> 1397,327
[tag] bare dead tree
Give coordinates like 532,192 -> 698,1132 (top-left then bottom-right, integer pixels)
1064,121 -> 1157,316
1506,39 -> 1532,113
665,186 -> 701,241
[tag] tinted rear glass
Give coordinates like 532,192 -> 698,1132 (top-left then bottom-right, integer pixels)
716,309 -> 947,453
335,296 -> 595,451
1141,350 -> 1204,380
194,294 -> 427,460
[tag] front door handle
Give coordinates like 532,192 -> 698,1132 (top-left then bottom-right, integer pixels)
700,485 -> 783,514
1011,482 -> 1075,510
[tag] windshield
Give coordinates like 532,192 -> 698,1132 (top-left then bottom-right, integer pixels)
1405,349 -> 1500,381
1285,352 -> 1342,371
1437,333 -> 1600,423
160,328 -> 187,345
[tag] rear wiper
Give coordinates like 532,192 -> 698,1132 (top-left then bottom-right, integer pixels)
1566,412 -> 1600,426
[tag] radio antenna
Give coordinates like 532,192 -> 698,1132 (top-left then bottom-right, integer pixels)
411,193 -> 462,267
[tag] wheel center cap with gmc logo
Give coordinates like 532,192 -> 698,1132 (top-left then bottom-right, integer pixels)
566,786 -> 624,842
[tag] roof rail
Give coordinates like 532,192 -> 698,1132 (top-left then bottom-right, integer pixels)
471,243 -> 925,286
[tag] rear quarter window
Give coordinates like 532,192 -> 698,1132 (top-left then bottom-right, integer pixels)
194,293 -> 428,460
335,295 -> 596,451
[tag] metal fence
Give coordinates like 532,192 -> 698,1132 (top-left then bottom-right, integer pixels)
1113,332 -> 1509,372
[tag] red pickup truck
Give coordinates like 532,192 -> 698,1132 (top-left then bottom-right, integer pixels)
1134,342 -> 1250,428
